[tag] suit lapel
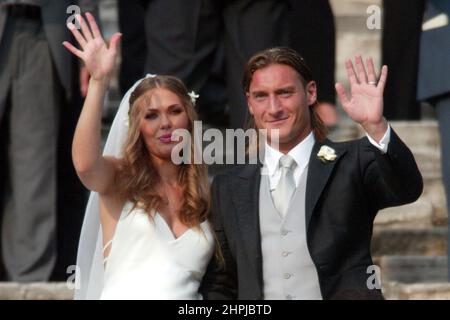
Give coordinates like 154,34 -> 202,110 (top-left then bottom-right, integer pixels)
305,140 -> 347,229
231,164 -> 263,293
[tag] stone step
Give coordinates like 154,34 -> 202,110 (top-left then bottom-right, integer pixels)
372,228 -> 448,256
333,0 -> 382,85
383,282 -> 450,300
374,198 -> 435,230
335,31 -> 381,84
331,0 -> 381,18
377,256 -> 448,284
412,148 -> 442,181
423,180 -> 449,226
354,121 -> 440,150
0,282 -> 73,300
1,280 -> 449,300
389,121 -> 441,150
329,121 -> 440,152
349,121 -> 442,181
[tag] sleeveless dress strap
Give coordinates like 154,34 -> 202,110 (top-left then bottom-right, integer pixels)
103,239 -> 113,254
102,239 -> 113,267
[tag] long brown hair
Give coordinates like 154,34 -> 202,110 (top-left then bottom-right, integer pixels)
242,47 -> 327,142
115,76 -> 210,228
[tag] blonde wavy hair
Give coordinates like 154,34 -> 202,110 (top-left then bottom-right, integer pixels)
115,76 -> 210,228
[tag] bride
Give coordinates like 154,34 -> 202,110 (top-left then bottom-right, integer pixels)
63,13 -> 215,299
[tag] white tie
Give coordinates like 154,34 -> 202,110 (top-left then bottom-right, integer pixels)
272,155 -> 297,217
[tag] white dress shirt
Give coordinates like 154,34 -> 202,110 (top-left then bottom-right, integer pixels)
264,126 -> 392,191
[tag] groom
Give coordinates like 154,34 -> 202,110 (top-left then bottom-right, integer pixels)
200,47 -> 423,300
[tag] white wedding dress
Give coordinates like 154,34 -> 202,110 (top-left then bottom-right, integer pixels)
74,75 -> 214,299
100,202 -> 214,300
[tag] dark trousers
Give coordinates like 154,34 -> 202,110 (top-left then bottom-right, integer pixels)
0,12 -> 58,281
382,0 -> 425,120
118,0 -> 147,96
142,0 -> 289,129
434,95 -> 450,281
288,0 -> 336,105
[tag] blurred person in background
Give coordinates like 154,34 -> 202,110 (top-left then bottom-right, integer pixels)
0,0 -> 97,282
417,0 -> 450,281
129,0 -> 290,129
381,0 -> 425,120
289,0 -> 338,128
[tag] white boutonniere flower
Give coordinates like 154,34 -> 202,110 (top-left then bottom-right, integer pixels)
188,91 -> 199,105
317,145 -> 337,163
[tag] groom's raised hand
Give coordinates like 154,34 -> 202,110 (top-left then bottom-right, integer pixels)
335,55 -> 388,142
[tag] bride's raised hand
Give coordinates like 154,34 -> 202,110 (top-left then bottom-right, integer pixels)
63,12 -> 121,82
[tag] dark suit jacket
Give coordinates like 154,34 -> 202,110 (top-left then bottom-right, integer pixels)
200,129 -> 423,300
417,0 -> 450,100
